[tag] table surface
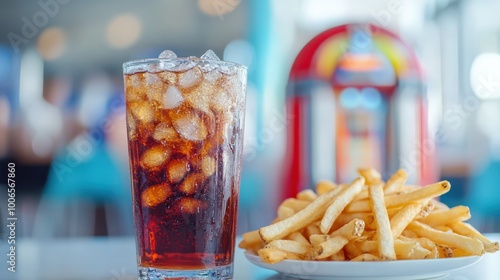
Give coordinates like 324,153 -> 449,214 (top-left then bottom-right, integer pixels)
1,234 -> 499,280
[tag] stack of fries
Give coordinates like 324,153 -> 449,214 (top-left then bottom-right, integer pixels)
240,168 -> 499,263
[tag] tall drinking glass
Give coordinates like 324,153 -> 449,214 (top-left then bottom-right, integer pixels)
123,50 -> 247,279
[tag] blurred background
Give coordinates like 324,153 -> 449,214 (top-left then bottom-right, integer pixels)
1,0 -> 500,244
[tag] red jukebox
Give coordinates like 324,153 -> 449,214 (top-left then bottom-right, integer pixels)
282,24 -> 437,200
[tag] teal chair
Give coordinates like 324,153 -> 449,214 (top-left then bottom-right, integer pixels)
467,160 -> 500,232
34,142 -> 133,237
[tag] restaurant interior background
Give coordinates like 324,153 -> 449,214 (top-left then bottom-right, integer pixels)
1,0 -> 500,242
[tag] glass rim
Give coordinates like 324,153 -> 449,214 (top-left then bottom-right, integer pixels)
123,58 -> 247,73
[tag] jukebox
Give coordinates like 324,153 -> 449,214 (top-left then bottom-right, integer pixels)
282,24 -> 437,200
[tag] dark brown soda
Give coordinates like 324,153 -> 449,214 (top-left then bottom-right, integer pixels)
125,69 -> 242,270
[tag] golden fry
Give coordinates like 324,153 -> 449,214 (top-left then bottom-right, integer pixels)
316,181 -> 337,195
266,240 -> 311,255
320,178 -> 365,233
297,189 -> 318,202
384,169 -> 408,194
259,184 -> 343,242
286,231 -> 310,246
329,250 -> 346,261
258,247 -> 300,264
281,198 -> 310,212
448,222 -> 499,253
408,221 -> 485,255
351,253 -> 379,261
391,203 -> 424,238
314,235 -> 349,259
358,168 -> 382,185
346,181 -> 451,213
369,183 -> 396,260
277,205 -> 295,221
420,206 -> 471,227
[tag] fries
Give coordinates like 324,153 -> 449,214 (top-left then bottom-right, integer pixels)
240,168 -> 499,264
369,182 -> 396,260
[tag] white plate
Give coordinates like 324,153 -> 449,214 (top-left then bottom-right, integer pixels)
245,252 -> 482,280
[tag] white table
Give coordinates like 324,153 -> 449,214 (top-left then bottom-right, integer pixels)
1,235 -> 499,280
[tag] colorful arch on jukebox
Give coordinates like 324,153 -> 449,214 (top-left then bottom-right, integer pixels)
282,24 -> 435,201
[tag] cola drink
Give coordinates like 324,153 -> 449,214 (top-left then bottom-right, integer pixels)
123,50 -> 246,279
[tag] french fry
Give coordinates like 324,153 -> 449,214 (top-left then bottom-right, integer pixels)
435,226 -> 452,232
297,189 -> 318,201
281,198 -> 310,212
304,222 -> 321,239
358,239 -> 430,260
351,253 -> 379,261
344,240 -> 364,260
333,218 -> 365,239
266,240 -> 312,256
316,181 -> 337,195
417,201 -> 434,219
258,247 -> 300,264
320,178 -> 365,233
420,206 -> 471,227
309,234 -> 329,246
369,183 -> 396,260
346,181 -> 451,213
391,203 -> 424,238
408,221 -> 485,255
314,235 -> 349,259
259,183 -> 344,242
402,229 -> 419,238
384,169 -> 407,194
437,245 -> 454,258
311,219 -> 365,246
358,168 -> 382,185
453,248 -> 474,257
277,205 -> 295,221
329,250 -> 346,261
333,213 -> 375,231
286,231 -> 310,246
353,186 -> 370,201
240,230 -> 261,248
448,222 -> 500,253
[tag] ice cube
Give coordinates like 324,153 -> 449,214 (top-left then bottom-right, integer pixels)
200,50 -> 220,61
125,75 -> 145,102
129,101 -> 155,123
201,156 -> 216,177
126,113 -> 137,139
178,67 -> 202,89
178,173 -> 204,195
169,60 -> 197,72
210,89 -> 230,112
141,145 -> 170,169
142,183 -> 172,207
126,74 -> 142,88
185,82 -> 213,114
173,114 -> 208,141
159,72 -> 177,84
167,158 -> 190,184
219,64 -> 237,75
144,72 -> 160,85
204,70 -> 222,83
158,50 -> 177,59
163,86 -> 184,109
153,123 -> 179,142
177,197 -> 205,214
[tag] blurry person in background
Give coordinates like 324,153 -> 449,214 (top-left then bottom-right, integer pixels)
35,72 -> 133,237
